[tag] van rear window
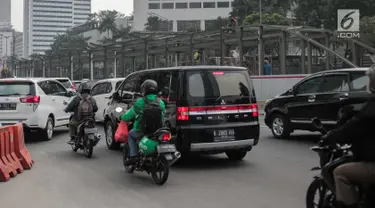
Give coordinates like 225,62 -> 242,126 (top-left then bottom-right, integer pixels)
188,71 -> 251,98
0,82 -> 35,96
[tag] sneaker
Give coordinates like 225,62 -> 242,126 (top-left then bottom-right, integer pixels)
125,156 -> 139,166
67,137 -> 75,145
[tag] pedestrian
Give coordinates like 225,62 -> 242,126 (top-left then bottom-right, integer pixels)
264,58 -> 271,75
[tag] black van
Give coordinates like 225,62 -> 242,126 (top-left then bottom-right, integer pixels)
104,66 -> 260,160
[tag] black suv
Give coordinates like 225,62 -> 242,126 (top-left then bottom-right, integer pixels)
264,68 -> 370,138
103,66 -> 260,160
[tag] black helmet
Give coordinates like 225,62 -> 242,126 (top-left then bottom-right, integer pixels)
80,82 -> 91,94
141,79 -> 158,96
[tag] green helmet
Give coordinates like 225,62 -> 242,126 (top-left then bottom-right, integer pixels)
138,136 -> 158,155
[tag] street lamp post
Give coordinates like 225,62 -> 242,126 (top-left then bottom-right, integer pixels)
0,34 -> 11,69
259,0 -> 262,24
258,0 -> 264,75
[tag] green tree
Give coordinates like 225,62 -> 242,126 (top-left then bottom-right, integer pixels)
360,16 -> 375,47
144,16 -> 171,31
205,17 -> 228,31
230,0 -> 292,24
97,10 -> 123,37
243,12 -> 289,25
113,26 -> 131,40
294,0 -> 375,29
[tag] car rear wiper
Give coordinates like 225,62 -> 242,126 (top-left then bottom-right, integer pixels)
214,96 -> 223,102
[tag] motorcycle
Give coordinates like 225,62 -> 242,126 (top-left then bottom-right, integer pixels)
115,107 -> 181,185
71,116 -> 102,158
305,117 -> 375,208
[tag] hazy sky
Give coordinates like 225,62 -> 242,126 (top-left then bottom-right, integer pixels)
11,0 -> 133,32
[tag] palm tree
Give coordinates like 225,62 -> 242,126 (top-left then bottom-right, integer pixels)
87,12 -> 98,22
97,10 -> 123,39
145,16 -> 162,31
113,26 -> 131,40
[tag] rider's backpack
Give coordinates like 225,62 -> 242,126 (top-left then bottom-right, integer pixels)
140,97 -> 163,135
76,94 -> 94,121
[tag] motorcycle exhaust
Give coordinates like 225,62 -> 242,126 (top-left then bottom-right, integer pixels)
96,133 -> 102,140
91,133 -> 102,146
174,151 -> 181,159
169,151 -> 181,166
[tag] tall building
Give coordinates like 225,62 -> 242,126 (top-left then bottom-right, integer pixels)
23,0 -> 91,57
0,0 -> 11,23
133,0 -> 232,32
0,23 -> 13,57
14,32 -> 24,58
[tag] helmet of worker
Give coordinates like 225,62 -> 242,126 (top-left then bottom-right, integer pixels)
140,79 -> 158,96
80,82 -> 91,94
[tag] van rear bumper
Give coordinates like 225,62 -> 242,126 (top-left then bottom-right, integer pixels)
190,139 -> 254,152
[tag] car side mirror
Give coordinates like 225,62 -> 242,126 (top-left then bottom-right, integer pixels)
121,92 -> 134,104
112,92 -> 120,100
289,87 -> 296,95
66,91 -> 75,97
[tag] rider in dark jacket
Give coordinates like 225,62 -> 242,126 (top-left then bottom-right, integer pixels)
322,65 -> 375,208
65,83 -> 98,144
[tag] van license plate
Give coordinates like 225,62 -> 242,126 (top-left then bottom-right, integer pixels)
157,144 -> 176,153
213,129 -> 235,142
0,103 -> 16,110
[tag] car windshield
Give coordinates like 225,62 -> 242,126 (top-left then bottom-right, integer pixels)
57,79 -> 71,88
0,82 -> 35,96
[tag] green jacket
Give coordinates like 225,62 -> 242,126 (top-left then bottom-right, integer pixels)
120,94 -> 166,132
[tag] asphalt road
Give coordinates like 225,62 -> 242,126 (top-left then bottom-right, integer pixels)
0,117 -> 322,208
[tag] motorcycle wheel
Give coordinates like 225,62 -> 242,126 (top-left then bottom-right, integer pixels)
84,137 -> 93,158
71,137 -> 79,152
151,155 -> 169,185
122,144 -> 135,173
306,178 -> 334,208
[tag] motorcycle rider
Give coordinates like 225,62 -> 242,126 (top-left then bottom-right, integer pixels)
321,65 -> 375,208
65,83 -> 98,145
120,79 -> 166,165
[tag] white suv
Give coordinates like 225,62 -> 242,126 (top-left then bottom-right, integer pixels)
0,78 -> 74,140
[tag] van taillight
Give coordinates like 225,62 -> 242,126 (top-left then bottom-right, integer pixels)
177,107 -> 189,120
251,104 -> 258,117
71,83 -> 76,90
20,96 -> 40,103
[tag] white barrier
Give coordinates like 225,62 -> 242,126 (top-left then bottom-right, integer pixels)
251,74 -> 309,102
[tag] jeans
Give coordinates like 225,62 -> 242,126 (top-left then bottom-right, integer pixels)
128,129 -> 143,157
69,118 -> 78,138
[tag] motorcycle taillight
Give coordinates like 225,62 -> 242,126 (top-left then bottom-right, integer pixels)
160,132 -> 171,141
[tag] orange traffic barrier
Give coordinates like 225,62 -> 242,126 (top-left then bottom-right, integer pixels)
0,126 -> 24,181
0,150 -> 11,181
12,123 -> 34,169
